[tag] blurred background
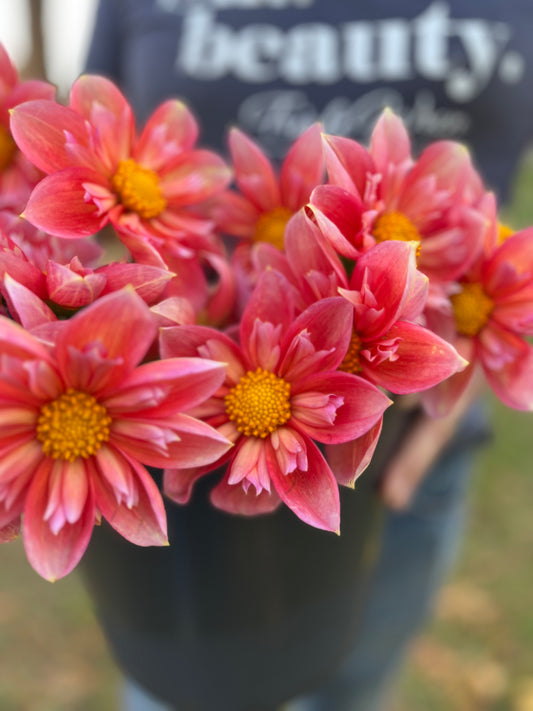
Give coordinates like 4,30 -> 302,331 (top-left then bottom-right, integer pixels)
0,2 -> 533,710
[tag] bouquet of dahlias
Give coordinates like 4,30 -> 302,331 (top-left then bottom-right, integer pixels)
1,43 -> 532,582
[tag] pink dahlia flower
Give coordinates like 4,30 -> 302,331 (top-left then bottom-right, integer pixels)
425,228 -> 533,412
309,109 -> 490,285
0,44 -> 55,212
160,270 -> 391,533
10,75 -> 231,262
0,289 -> 230,580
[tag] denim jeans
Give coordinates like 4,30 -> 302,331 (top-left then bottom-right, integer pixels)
121,406 -> 487,711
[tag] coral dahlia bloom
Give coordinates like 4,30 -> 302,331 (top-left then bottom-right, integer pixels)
160,270 -> 391,533
310,109 -> 490,284
0,289 -> 230,580
426,228 -> 533,412
10,75 -> 231,262
0,43 -> 55,211
211,123 -> 325,250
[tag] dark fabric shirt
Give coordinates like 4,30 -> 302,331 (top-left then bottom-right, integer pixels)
86,0 -> 533,202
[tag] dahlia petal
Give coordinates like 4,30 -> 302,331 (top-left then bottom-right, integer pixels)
99,262 -> 174,304
135,100 -> 199,168
163,465 -> 214,505
279,297 -> 353,379
161,150 -> 231,204
92,453 -> 168,546
46,261 -> 107,308
55,289 -> 157,393
22,168 -> 105,238
2,274 -> 56,330
322,133 -> 375,198
362,321 -> 468,394
229,128 -> 281,210
104,357 -> 227,415
69,74 -> 134,165
325,419 -> 383,488
23,458 -> 95,581
210,470 -> 282,516
268,437 -> 340,533
114,412 -> 232,470
308,187 -> 364,260
240,270 -> 295,358
62,458 -> 90,524
291,372 -> 391,443
10,99 -> 91,173
280,123 -> 325,212
479,326 -> 533,410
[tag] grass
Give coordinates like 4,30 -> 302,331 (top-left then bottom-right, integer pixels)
1,154 -> 533,711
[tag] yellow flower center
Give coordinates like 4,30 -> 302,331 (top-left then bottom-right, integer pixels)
225,367 -> 291,438
450,282 -> 494,337
0,124 -> 17,172
253,207 -> 293,250
339,331 -> 362,374
497,222 -> 514,244
372,211 -> 421,255
36,388 -> 112,462
111,158 -> 167,219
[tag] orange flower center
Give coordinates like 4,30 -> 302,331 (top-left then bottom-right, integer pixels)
497,222 -> 514,244
36,388 -> 112,462
372,211 -> 421,255
450,282 -> 494,337
339,331 -> 362,374
225,367 -> 291,438
253,207 -> 293,250
0,124 -> 17,172
111,158 -> 167,219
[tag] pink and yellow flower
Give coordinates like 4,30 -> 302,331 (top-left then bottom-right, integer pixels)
309,109 -> 490,284
0,289 -> 231,580
160,270 -> 391,533
0,44 -> 55,211
10,75 -> 231,263
425,228 -> 533,412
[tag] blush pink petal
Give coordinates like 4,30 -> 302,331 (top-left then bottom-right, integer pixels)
23,458 -> 96,581
10,100 -> 92,173
210,468 -> 282,516
369,109 -> 413,201
362,321 -> 467,394
46,261 -> 107,307
113,413 -> 232,470
104,357 -> 227,415
325,420 -> 383,488
279,297 -> 353,379
479,325 -> 533,411
291,372 -> 391,443
308,186 -> 366,260
2,274 -> 56,330
22,168 -> 106,238
99,263 -> 174,304
91,453 -> 168,546
55,290 -> 157,393
135,100 -> 199,167
229,127 -> 281,210
280,123 -> 325,212
239,269 -> 295,355
161,150 -> 231,204
268,437 -> 340,533
322,133 -> 375,198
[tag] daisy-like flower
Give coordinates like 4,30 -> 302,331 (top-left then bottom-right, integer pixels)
211,123 -> 325,250
425,228 -> 533,412
9,75 -> 231,263
160,270 -> 391,533
0,44 -> 55,211
0,289 -> 231,580
309,109 -> 490,284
